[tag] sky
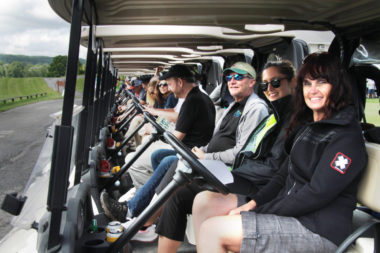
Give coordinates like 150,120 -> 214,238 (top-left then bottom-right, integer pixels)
0,0 -> 87,59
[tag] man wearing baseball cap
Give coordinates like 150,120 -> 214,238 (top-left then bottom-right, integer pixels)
157,64 -> 215,146
128,78 -> 144,99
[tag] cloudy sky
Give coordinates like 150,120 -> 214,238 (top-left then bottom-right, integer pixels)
0,0 -> 87,58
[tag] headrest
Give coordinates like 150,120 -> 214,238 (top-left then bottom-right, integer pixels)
357,142 -> 380,212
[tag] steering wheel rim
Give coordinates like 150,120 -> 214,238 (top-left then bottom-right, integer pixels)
130,96 -> 166,134
163,131 -> 229,194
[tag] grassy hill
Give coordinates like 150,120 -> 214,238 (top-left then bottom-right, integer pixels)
0,77 -> 62,112
76,77 -> 85,92
0,54 -> 86,65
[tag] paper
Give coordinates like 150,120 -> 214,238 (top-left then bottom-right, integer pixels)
199,160 -> 234,185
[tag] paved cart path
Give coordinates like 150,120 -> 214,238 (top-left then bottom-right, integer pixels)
0,98 -> 80,240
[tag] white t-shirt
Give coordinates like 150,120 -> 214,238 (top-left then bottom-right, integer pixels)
174,98 -> 185,113
367,78 -> 376,90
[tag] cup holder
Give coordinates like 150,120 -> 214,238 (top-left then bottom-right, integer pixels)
88,227 -> 105,233
82,226 -> 108,253
85,239 -> 104,246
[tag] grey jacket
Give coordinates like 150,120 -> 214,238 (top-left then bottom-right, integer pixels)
201,92 -> 269,165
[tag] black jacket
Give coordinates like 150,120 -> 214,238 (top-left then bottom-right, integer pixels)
252,105 -> 367,246
229,95 -> 293,194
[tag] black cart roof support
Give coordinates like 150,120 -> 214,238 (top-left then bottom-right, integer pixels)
74,5 -> 97,185
46,0 -> 84,250
92,40 -> 103,145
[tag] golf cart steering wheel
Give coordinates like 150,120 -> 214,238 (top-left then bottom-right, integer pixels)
163,131 -> 229,194
131,96 -> 166,134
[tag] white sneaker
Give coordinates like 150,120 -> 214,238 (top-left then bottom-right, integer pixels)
121,218 -> 158,243
118,187 -> 136,202
132,224 -> 158,242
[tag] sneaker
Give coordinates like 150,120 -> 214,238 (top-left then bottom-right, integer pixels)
100,192 -> 128,222
118,187 -> 136,202
132,224 -> 158,242
122,219 -> 158,243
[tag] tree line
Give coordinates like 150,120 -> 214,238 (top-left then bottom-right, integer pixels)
0,55 -> 85,78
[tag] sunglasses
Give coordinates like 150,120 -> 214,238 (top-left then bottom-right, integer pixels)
158,83 -> 168,87
225,74 -> 251,82
260,78 -> 285,91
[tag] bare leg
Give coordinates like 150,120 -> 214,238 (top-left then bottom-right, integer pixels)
144,206 -> 162,226
157,235 -> 182,253
198,215 -> 243,253
192,191 -> 238,245
142,193 -> 162,226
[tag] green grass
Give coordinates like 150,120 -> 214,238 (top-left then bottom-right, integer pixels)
76,77 -> 84,93
0,77 -> 62,112
364,98 -> 380,126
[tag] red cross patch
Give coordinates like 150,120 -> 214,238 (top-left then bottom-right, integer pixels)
330,152 -> 351,174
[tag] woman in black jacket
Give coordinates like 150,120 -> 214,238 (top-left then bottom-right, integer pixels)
193,52 -> 367,253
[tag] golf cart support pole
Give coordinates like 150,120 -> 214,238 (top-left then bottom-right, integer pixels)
74,8 -> 97,185
99,54 -> 110,128
92,41 -> 103,146
46,0 -> 84,250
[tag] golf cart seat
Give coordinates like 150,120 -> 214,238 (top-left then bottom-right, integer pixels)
337,141 -> 380,253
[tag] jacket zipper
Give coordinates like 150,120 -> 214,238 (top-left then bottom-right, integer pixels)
287,126 -> 309,195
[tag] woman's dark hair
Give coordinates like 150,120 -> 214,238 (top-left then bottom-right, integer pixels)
155,80 -> 171,107
287,52 -> 352,134
262,60 -> 296,81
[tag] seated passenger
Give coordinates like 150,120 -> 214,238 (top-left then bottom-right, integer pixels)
130,78 -> 144,101
139,75 -> 152,105
122,77 -> 178,151
115,78 -> 144,124
155,60 -> 294,253
142,77 -> 156,106
120,78 -> 157,152
153,80 -> 178,109
101,64 -> 216,221
192,52 -> 368,253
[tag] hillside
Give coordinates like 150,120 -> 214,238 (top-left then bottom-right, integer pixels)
0,77 -> 60,99
0,77 -> 63,112
0,54 -> 86,65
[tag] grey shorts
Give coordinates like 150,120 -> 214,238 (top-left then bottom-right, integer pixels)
240,212 -> 337,253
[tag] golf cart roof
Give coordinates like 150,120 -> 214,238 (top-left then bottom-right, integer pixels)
48,0 -> 380,74
49,0 -> 380,32
80,25 -> 297,74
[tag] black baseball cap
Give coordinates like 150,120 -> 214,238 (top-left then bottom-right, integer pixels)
159,64 -> 195,81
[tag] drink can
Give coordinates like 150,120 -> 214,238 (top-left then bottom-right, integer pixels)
106,231 -> 122,243
106,221 -> 124,233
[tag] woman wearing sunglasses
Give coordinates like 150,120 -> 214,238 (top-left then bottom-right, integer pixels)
193,53 -> 367,253
153,80 -> 178,109
229,60 -> 295,193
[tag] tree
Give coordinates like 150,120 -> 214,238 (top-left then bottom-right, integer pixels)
0,62 -> 5,77
47,55 -> 67,77
78,60 -> 85,75
7,62 -> 25,77
23,64 -> 34,77
23,64 -> 49,77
